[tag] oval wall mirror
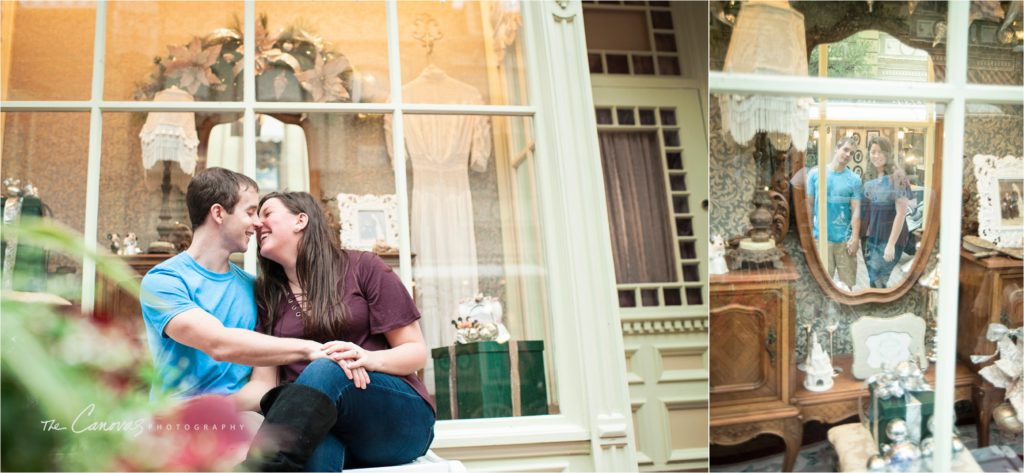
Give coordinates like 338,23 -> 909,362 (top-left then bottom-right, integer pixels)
791,116 -> 941,305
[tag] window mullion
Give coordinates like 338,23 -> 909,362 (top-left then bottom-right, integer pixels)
933,2 -> 970,472
385,0 -> 412,290
81,0 -> 108,313
243,0 -> 258,274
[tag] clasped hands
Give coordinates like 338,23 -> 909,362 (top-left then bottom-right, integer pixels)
314,341 -> 376,390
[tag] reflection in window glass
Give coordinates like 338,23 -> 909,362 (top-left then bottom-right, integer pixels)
1,2 -> 96,100
967,10 -> 1023,85
1,112 -> 90,301
106,2 -> 244,101
397,1 -> 527,106
710,1 -> 943,84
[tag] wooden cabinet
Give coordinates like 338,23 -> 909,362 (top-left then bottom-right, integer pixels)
709,257 -> 801,472
956,249 -> 1023,447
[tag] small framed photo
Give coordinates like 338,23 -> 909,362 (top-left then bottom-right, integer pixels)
973,155 -> 1024,248
866,130 -> 880,143
337,193 -> 399,251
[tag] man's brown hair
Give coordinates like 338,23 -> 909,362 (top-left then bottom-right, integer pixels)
186,167 -> 259,229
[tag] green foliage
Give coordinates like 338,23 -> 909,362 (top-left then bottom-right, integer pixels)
0,219 -> 174,471
808,36 -> 875,79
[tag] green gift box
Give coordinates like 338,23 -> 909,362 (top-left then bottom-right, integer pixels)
866,385 -> 934,448
431,340 -> 548,420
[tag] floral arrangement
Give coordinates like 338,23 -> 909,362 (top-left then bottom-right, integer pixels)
134,14 -> 353,103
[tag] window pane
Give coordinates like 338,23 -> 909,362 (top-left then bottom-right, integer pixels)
584,3 -> 683,77
257,2 -> 389,103
397,114 -> 556,419
99,112 -> 240,256
106,2 -> 244,101
967,15 -> 1023,85
963,104 -> 1024,236
710,1 -> 943,84
1,3 -> 95,101
397,1 -> 528,106
1,112 -> 90,302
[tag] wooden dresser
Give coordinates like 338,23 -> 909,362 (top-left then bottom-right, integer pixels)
709,256 -> 801,472
957,249 -> 1023,446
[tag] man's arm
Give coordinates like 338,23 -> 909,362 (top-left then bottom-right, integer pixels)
229,366 -> 278,413
847,198 -> 861,254
164,308 -> 324,366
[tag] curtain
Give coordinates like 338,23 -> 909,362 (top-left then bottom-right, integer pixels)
599,131 -> 675,284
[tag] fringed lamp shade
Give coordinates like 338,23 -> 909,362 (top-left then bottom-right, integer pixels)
139,86 -> 199,189
720,0 -> 811,151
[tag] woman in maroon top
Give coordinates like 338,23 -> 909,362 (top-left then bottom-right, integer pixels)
242,192 -> 435,472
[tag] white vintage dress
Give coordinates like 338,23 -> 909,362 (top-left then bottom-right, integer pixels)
387,65 -> 492,355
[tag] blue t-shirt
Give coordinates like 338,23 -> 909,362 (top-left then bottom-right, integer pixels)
140,252 -> 256,398
807,167 -> 863,243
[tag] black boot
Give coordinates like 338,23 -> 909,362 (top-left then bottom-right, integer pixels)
241,383 -> 338,472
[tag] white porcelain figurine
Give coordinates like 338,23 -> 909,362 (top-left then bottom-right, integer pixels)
804,332 -> 835,392
709,234 -> 729,275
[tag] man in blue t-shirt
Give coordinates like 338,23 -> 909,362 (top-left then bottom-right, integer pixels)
140,168 -> 330,410
806,136 -> 862,289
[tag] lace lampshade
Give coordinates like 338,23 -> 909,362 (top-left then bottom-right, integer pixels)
139,86 -> 199,189
720,0 -> 811,151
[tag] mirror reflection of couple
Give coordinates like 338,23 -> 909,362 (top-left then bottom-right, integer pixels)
808,135 -> 913,290
140,168 -> 435,472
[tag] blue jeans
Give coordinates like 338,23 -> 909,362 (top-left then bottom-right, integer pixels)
294,359 -> 435,472
862,240 -> 902,288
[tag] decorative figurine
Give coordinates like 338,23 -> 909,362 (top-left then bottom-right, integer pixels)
107,233 -> 122,254
803,332 -> 834,392
709,234 -> 729,275
122,232 -> 142,255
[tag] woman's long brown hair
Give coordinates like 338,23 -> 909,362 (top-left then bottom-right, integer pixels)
865,135 -> 909,187
255,192 -> 349,342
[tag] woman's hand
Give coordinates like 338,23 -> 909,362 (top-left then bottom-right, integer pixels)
320,341 -> 371,389
884,244 -> 896,262
323,340 -> 379,376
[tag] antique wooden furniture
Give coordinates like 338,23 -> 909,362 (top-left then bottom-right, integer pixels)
710,256 -> 801,472
956,248 -> 1023,447
795,355 -> 978,429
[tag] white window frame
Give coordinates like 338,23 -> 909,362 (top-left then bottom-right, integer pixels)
710,3 -> 1021,471
1,1 -> 641,466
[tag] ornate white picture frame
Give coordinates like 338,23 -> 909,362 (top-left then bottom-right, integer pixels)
337,193 -> 399,251
973,154 -> 1024,249
850,312 -> 928,379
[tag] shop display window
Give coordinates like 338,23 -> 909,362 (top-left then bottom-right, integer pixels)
2,1 -> 557,421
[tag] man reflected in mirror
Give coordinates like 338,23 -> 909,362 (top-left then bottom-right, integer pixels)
806,136 -> 861,290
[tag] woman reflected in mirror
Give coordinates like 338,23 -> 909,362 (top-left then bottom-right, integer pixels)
860,136 -> 913,289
